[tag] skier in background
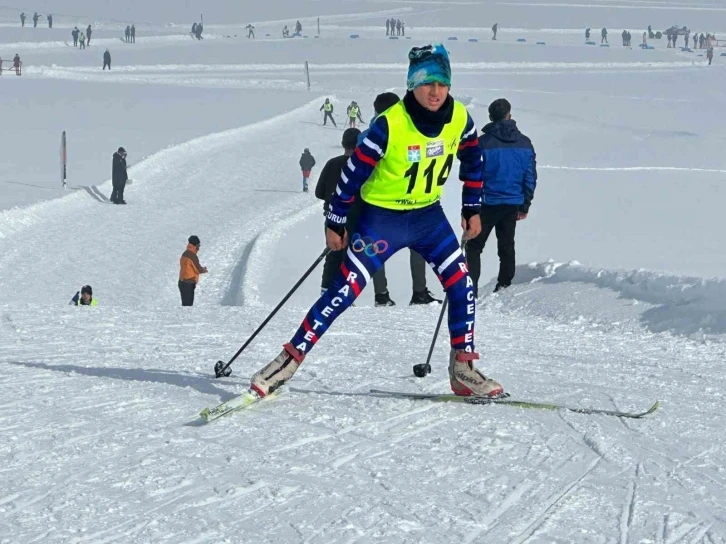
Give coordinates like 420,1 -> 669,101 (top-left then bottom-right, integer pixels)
601,27 -> 608,44
87,25 -> 93,46
622,29 -> 627,46
585,28 -> 591,41
282,25 -> 290,38
466,98 -> 537,297
12,54 -> 21,75
47,14 -> 52,28
72,27 -> 79,47
386,19 -> 390,36
299,148 -> 316,192
346,101 -> 364,128
247,43 -> 503,399
401,20 -> 405,36
111,147 -> 128,204
396,19 -> 402,36
707,46 -> 714,65
32,12 -> 40,28
246,24 -> 255,38
131,24 -> 136,43
693,33 -> 698,49
179,236 -> 208,306
642,32 -> 647,47
79,32 -> 86,49
320,98 -> 336,126
295,20 -> 302,34
492,23 -> 498,40
125,26 -> 130,42
103,49 -> 111,70
70,285 -> 97,306
191,23 -> 197,37
20,12 -> 25,27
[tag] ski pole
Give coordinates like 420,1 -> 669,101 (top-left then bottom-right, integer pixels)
413,238 -> 468,378
214,247 -> 331,378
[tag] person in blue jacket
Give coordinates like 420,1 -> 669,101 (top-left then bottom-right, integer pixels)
465,98 -> 537,296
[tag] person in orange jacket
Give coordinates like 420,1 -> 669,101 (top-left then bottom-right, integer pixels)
179,235 -> 208,306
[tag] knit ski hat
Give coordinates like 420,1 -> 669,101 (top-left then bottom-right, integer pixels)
342,128 -> 361,149
81,285 -> 92,295
406,43 -> 451,91
188,235 -> 200,246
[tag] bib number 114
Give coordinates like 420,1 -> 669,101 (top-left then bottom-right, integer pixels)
404,155 -> 454,194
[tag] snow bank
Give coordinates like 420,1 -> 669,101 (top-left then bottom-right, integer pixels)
497,261 -> 726,338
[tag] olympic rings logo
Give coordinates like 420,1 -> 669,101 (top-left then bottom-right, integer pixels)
351,233 -> 389,256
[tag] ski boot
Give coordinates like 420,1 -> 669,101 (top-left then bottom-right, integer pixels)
250,343 -> 304,397
410,289 -> 442,305
493,283 -> 509,293
448,350 -> 503,397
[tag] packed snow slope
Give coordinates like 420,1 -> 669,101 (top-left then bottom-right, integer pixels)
2,0 -> 726,542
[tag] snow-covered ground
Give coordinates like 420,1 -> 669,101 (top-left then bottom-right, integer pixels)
2,0 -> 726,542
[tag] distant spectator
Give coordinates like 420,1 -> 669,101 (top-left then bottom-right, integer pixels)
87,25 -> 93,46
299,148 -> 316,192
194,22 -> 202,40
246,24 -> 255,38
111,147 -> 128,204
492,23 -> 498,41
125,25 -> 130,42
70,285 -> 97,306
47,14 -> 52,28
295,20 -> 302,34
386,18 -> 390,36
32,12 -> 40,28
72,27 -> 79,47
179,236 -> 208,306
13,54 -> 21,75
103,49 -> 111,70
707,47 -> 714,65
191,22 -> 197,37
79,32 -> 86,49
601,27 -> 608,44
131,24 -> 136,43
585,28 -> 591,41
20,12 -> 26,27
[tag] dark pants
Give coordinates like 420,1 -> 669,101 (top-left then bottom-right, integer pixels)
103,61 -> 111,70
466,205 -> 518,295
323,111 -> 336,126
179,280 -> 196,306
111,179 -> 126,203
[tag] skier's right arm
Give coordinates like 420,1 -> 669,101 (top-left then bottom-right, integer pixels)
326,116 -> 389,233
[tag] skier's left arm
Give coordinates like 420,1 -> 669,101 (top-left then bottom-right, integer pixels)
456,112 -> 483,223
520,140 -> 537,214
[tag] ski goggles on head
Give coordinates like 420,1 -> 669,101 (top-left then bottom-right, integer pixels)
408,44 -> 437,65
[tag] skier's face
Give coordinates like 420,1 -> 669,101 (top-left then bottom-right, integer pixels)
81,292 -> 91,303
413,82 -> 449,112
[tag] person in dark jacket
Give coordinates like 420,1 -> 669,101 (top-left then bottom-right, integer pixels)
131,24 -> 136,43
20,12 -> 26,27
47,14 -> 52,28
33,12 -> 40,28
103,49 -> 111,70
86,25 -> 93,46
299,148 -> 316,192
179,235 -> 207,306
466,98 -> 537,296
111,147 -> 128,204
72,27 -> 79,47
585,28 -> 591,41
601,27 -> 608,43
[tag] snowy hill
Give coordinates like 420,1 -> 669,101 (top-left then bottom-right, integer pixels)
2,0 -> 726,542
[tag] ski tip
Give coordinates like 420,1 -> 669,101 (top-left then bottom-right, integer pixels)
199,407 -> 211,421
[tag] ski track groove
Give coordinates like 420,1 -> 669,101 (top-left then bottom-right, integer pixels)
463,480 -> 536,543
509,456 -> 601,544
619,463 -> 639,544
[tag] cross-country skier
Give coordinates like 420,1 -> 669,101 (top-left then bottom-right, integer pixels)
249,43 -> 504,399
246,24 -> 255,38
357,91 -> 443,306
320,98 -> 336,126
179,236 -> 208,306
601,27 -> 608,44
103,49 -> 111,70
70,285 -> 97,306
466,99 -> 537,297
346,101 -> 364,128
585,28 -> 591,41
492,23 -> 498,40
299,148 -> 316,192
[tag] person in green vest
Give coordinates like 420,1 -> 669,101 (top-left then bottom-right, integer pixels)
319,98 -> 337,127
70,285 -> 98,306
248,43 -> 505,400
346,101 -> 364,128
